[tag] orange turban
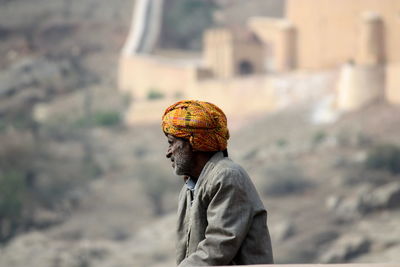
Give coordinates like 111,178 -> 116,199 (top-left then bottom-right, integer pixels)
162,100 -> 230,152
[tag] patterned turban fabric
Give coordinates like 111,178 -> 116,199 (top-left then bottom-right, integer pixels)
162,100 -> 230,152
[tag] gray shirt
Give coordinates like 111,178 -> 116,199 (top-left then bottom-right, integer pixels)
176,152 -> 274,266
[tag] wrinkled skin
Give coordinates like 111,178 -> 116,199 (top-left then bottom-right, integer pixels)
166,134 -> 194,176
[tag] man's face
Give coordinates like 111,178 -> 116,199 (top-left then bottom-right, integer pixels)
166,134 -> 194,176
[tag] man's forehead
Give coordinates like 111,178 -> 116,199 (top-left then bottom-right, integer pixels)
167,134 -> 187,143
167,134 -> 179,141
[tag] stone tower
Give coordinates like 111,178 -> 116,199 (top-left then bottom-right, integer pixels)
203,28 -> 265,79
337,12 -> 386,111
355,12 -> 385,65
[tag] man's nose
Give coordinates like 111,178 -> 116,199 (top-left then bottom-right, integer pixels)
166,147 -> 172,158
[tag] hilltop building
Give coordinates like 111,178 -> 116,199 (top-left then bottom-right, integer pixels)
119,0 -> 400,124
250,0 -> 400,109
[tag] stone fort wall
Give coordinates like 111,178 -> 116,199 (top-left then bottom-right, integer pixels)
118,54 -> 207,99
287,0 -> 400,69
119,0 -> 400,120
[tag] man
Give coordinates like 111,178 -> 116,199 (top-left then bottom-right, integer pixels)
162,100 -> 273,266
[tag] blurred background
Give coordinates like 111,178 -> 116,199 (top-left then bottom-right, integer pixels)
0,0 -> 400,266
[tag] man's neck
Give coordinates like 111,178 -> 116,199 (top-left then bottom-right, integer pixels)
189,151 -> 216,180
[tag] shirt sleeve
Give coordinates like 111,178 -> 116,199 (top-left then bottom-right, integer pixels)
178,168 -> 254,267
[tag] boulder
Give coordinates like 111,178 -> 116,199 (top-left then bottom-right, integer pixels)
272,220 -> 296,242
331,185 -> 371,220
319,234 -> 371,263
31,209 -> 65,228
331,182 -> 400,219
361,181 -> 400,211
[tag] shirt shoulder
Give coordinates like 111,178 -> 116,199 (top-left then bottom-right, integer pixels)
208,157 -> 249,187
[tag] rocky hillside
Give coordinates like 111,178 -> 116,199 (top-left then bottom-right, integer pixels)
1,0 -> 400,266
0,0 -> 134,244
1,98 -> 400,266
231,102 -> 400,263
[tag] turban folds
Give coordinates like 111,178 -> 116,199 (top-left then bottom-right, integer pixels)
162,100 -> 230,152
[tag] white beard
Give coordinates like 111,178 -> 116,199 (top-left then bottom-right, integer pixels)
173,152 -> 192,176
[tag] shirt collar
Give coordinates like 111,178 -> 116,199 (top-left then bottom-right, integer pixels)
185,177 -> 196,191
184,151 -> 225,192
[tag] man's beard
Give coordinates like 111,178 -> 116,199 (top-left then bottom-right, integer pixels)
173,149 -> 193,176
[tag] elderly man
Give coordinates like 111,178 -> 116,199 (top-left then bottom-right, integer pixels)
162,100 -> 273,266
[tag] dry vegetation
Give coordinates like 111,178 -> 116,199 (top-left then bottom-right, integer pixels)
1,0 -> 400,266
